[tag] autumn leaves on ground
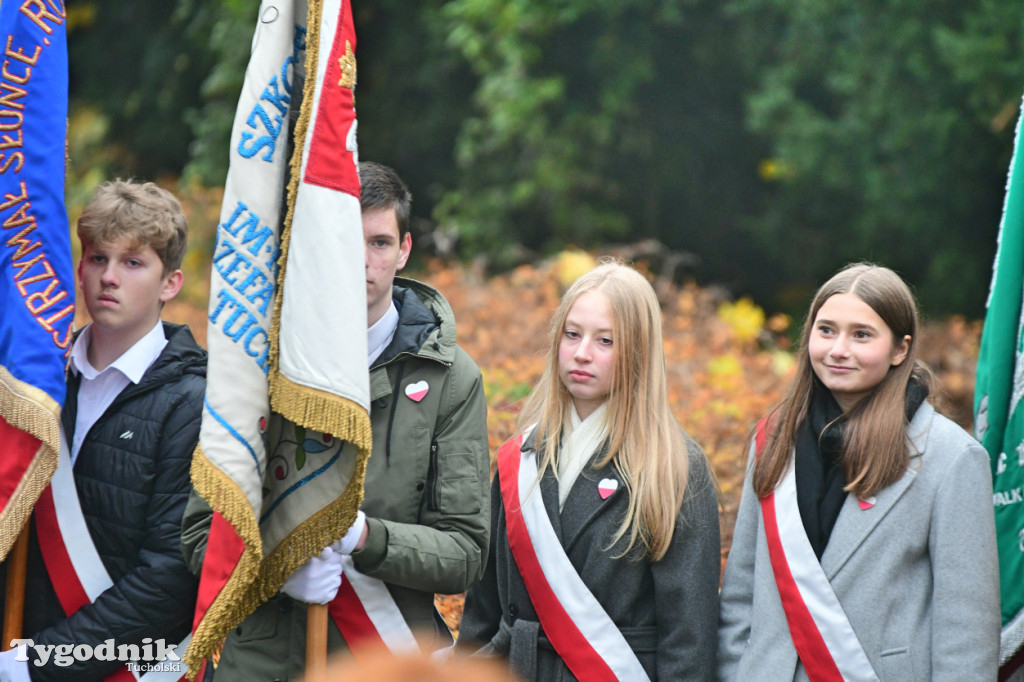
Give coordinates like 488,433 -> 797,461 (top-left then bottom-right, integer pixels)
109,186 -> 982,635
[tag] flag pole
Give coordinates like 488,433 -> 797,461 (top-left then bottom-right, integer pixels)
2,524 -> 29,650
306,603 -> 329,673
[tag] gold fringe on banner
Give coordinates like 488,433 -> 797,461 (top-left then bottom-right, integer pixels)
266,0 -> 370,448
186,0 -> 371,676
255,441 -> 369,606
0,367 -> 61,561
270,375 -> 373,450
183,446 -> 264,680
183,439 -> 370,680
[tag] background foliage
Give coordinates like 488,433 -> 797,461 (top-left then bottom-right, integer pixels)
65,0 -> 1023,317
63,0 -> 1006,631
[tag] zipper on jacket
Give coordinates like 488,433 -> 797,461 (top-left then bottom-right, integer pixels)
385,362 -> 405,467
427,440 -> 439,511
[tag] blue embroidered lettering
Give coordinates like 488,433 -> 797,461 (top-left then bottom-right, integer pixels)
216,252 -> 249,286
219,201 -> 246,235
237,105 -> 281,162
219,305 -> 248,340
236,267 -> 269,300
264,241 -> 279,271
280,55 -> 296,95
209,288 -> 240,324
243,326 -> 271,374
213,236 -> 238,264
246,281 -> 274,316
260,75 -> 290,116
225,310 -> 257,342
231,214 -> 273,256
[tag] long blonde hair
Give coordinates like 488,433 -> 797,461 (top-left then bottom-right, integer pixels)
517,260 -> 693,560
753,263 -> 932,499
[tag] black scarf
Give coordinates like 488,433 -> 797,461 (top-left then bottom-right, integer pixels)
795,376 -> 929,559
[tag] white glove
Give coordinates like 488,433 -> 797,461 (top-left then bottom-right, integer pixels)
331,510 -> 367,555
0,648 -> 30,682
281,547 -> 344,604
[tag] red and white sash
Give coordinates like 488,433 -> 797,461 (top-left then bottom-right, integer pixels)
496,436 -> 650,682
34,436 -> 189,681
755,420 -> 878,682
327,556 -> 419,656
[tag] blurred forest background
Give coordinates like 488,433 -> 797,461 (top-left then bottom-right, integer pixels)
64,0 -> 1023,318
60,0 -> 1021,629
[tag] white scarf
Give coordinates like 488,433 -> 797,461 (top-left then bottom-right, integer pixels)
557,403 -> 609,509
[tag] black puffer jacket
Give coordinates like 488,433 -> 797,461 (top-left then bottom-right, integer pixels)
11,323 -> 206,681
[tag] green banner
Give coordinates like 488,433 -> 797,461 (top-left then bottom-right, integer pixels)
975,92 -> 1024,667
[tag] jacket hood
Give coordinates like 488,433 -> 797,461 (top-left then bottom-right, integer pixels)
377,277 -> 457,366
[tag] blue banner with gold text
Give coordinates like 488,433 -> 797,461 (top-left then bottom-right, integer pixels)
0,0 -> 71,561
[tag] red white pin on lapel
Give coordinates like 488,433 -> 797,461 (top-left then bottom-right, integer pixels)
405,380 -> 429,402
598,478 -> 618,500
858,496 -> 876,511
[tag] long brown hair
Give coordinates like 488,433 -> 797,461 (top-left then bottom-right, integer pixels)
753,263 -> 933,499
516,260 -> 697,560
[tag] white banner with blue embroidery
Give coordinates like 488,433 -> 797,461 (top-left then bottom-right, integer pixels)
184,0 -> 370,677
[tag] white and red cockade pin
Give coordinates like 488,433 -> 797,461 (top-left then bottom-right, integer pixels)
858,496 -> 877,511
598,478 -> 618,500
405,380 -> 429,402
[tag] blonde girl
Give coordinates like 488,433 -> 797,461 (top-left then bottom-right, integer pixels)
718,263 -> 999,681
459,260 -> 720,681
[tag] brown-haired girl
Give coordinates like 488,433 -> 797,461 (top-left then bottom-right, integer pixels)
459,260 -> 720,680
718,263 -> 1000,681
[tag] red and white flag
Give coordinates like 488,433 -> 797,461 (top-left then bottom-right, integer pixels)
183,1 -> 370,677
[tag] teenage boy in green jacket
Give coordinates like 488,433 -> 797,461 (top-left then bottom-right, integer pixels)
181,162 -> 490,681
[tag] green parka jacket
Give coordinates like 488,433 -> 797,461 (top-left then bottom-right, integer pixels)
181,278 -> 490,682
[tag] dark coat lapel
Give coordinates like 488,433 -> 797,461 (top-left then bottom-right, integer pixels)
560,444 -> 623,554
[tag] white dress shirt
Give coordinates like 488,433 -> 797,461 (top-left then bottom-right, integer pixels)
68,321 -> 168,465
367,300 -> 399,367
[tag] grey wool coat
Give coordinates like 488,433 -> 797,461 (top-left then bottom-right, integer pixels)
718,402 -> 1001,681
458,431 -> 721,681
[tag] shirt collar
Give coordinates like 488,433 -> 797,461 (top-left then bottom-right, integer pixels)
367,300 -> 399,363
69,321 -> 168,383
